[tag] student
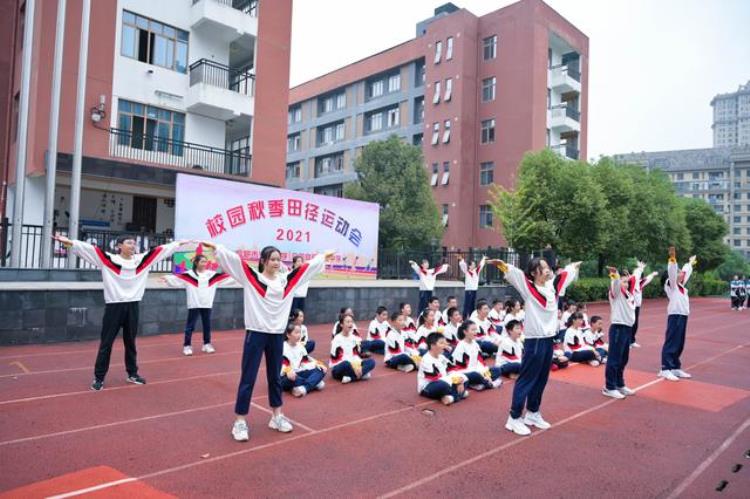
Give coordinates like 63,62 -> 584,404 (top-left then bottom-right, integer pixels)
161,252 -> 234,356
289,308 -> 315,354
490,257 -> 580,436
330,313 -> 376,383
730,275 -> 745,311
53,234 -> 187,391
416,308 -> 438,354
281,323 -> 326,398
502,299 -> 525,328
745,276 -> 750,310
442,307 -> 462,348
442,296 -> 458,327
473,300 -> 502,356
659,248 -> 697,382
488,298 -> 506,330
451,321 -> 503,390
458,255 -> 486,318
204,240 -> 333,442
632,263 -> 659,348
290,256 -> 309,313
409,259 -> 449,313
332,307 -> 360,338
400,302 -> 417,335
384,312 -> 419,372
363,306 -> 389,355
578,303 -> 591,331
583,315 -> 608,362
418,333 -> 469,405
563,312 -> 602,367
558,300 -> 578,343
496,320 -> 524,378
428,297 -> 445,326
602,265 -> 641,399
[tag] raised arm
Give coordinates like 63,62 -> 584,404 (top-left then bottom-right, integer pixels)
607,266 -> 622,295
205,242 -> 249,286
491,260 -> 530,300
667,247 -> 678,289
554,262 -> 581,296
434,263 -> 449,276
641,271 -> 658,289
682,255 -> 696,285
458,258 -> 468,276
477,256 -> 487,274
284,251 -> 334,297
137,240 -> 185,273
67,239 -> 103,268
161,274 -> 187,288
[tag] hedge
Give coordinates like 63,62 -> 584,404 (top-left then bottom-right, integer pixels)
564,274 -> 727,303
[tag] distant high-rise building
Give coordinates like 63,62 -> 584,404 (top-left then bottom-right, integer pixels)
712,80 -> 750,147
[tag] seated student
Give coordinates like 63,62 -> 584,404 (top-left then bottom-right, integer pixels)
578,303 -> 591,332
442,307 -> 462,348
558,300 -> 578,342
428,297 -> 445,327
418,333 -> 469,405
496,319 -> 524,378
415,308 -> 438,354
330,313 -> 376,383
451,321 -> 503,391
363,306 -> 389,355
332,307 -> 360,338
442,296 -> 459,327
289,309 -> 315,354
473,300 -> 503,356
551,342 -> 570,371
583,315 -> 608,362
281,323 -> 327,398
502,299 -> 525,328
384,312 -> 419,372
400,302 -> 417,334
563,312 -> 602,367
488,299 -> 506,330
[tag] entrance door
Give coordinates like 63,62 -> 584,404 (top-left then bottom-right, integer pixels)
132,196 -> 157,233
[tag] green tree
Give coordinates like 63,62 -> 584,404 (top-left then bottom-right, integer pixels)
488,185 -> 533,250
715,250 -> 750,281
680,197 -> 729,271
344,136 -> 442,250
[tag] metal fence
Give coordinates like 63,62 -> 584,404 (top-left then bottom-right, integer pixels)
189,59 -> 255,97
0,220 -> 174,271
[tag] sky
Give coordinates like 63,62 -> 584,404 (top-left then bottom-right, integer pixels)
289,0 -> 750,160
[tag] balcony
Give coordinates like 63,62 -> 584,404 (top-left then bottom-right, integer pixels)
548,105 -> 581,133
186,59 -> 255,121
191,0 -> 258,42
551,143 -> 579,160
109,128 -> 251,177
549,64 -> 581,94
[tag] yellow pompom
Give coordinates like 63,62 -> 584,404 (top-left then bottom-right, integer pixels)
451,375 -> 464,385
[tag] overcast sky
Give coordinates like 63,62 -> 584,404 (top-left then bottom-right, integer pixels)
289,0 -> 750,160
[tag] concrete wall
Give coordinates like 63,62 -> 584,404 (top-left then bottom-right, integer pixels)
0,284 -> 516,345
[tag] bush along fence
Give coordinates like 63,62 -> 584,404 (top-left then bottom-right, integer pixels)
564,274 -> 727,303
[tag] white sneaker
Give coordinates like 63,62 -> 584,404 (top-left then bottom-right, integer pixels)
505,415 -> 531,436
602,388 -> 626,399
202,343 -> 216,354
631,342 -> 642,348
658,369 -> 680,381
231,420 -> 249,442
341,376 -> 352,384
403,364 -> 415,373
672,369 -> 692,379
291,386 -> 307,398
523,411 -> 551,429
362,372 -> 372,380
441,395 -> 455,405
268,414 -> 293,433
618,386 -> 635,396
461,390 -> 470,399
315,380 -> 326,391
470,384 -> 486,391
589,360 -> 600,367
491,378 -> 503,389
182,346 -> 193,356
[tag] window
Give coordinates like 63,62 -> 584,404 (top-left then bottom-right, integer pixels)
336,92 -> 346,110
318,91 -> 345,115
482,77 -> 496,102
415,61 -> 426,87
692,172 -> 700,179
677,173 -> 684,180
442,204 -> 449,226
413,133 -> 423,146
431,122 -> 440,145
433,81 -> 441,104
479,205 -> 493,228
286,162 -> 300,180
388,73 -> 401,93
480,161 -> 494,185
117,99 -> 185,155
441,161 -> 450,185
481,118 -> 496,144
446,37 -> 454,60
547,88 -> 551,109
734,240 -> 741,247
387,107 -> 400,128
444,78 -> 453,101
369,79 -> 384,99
434,40 -> 442,64
414,97 -> 425,124
11,93 -> 19,143
288,105 -> 302,125
431,163 -> 439,186
317,121 -> 344,145
314,154 -> 344,177
734,216 -> 741,223
314,184 -> 344,197
121,11 -> 188,73
734,228 -> 741,235
483,35 -> 497,60
287,133 -> 300,153
369,112 -> 383,132
443,119 -> 452,144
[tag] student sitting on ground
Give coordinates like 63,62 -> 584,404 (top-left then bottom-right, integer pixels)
563,312 -> 602,367
442,307 -> 462,348
502,299 -> 525,328
415,308 -> 438,354
489,298 -> 506,329
332,307 -> 360,338
428,297 -> 446,327
583,315 -> 608,362
363,306 -> 389,355
418,333 -> 469,405
558,300 -> 578,342
289,308 -> 315,354
451,321 -> 502,391
384,312 -> 419,373
473,300 -> 503,356
330,313 -> 375,384
281,322 -> 327,398
400,302 -> 417,334
496,319 -> 524,378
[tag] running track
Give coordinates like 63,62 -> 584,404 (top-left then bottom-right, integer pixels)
0,297 -> 748,498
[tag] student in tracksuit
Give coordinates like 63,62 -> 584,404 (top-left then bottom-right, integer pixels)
631,262 -> 658,348
54,234 -> 186,391
330,313 -> 376,383
204,240 -> 334,442
490,257 -> 580,436
658,247 -> 697,382
280,322 -> 326,398
418,333 -> 469,405
450,320 -> 503,390
458,255 -> 486,319
602,265 -> 641,399
409,259 -> 449,313
383,312 -> 419,372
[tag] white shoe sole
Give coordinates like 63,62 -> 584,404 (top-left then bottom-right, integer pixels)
602,390 -> 625,399
505,423 -> 531,436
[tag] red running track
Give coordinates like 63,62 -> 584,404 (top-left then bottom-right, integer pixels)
0,297 -> 748,498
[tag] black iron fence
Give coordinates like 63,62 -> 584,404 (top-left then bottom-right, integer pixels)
109,128 -> 251,176
189,59 -> 255,97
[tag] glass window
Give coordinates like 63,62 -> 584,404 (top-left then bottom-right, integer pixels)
116,98 -> 185,156
370,113 -> 383,132
434,40 -> 442,64
431,122 -> 440,145
433,81 -> 441,104
121,25 -> 137,58
482,77 -> 496,102
388,74 -> 401,93
286,162 -> 301,180
121,11 -> 188,73
370,79 -> 384,98
336,92 -> 346,109
480,161 -> 494,185
441,161 -> 450,185
444,78 -> 453,101
483,35 -> 497,60
446,36 -> 454,60
387,107 -> 399,128
481,118 -> 496,144
480,205 -> 493,228
442,119 -> 451,143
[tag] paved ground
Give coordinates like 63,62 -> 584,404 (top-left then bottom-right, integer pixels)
0,297 -> 748,498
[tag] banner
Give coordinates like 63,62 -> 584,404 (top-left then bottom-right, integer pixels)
174,173 -> 379,279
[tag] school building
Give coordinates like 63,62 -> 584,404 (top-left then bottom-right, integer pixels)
0,0 -> 291,252
285,0 -> 589,249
